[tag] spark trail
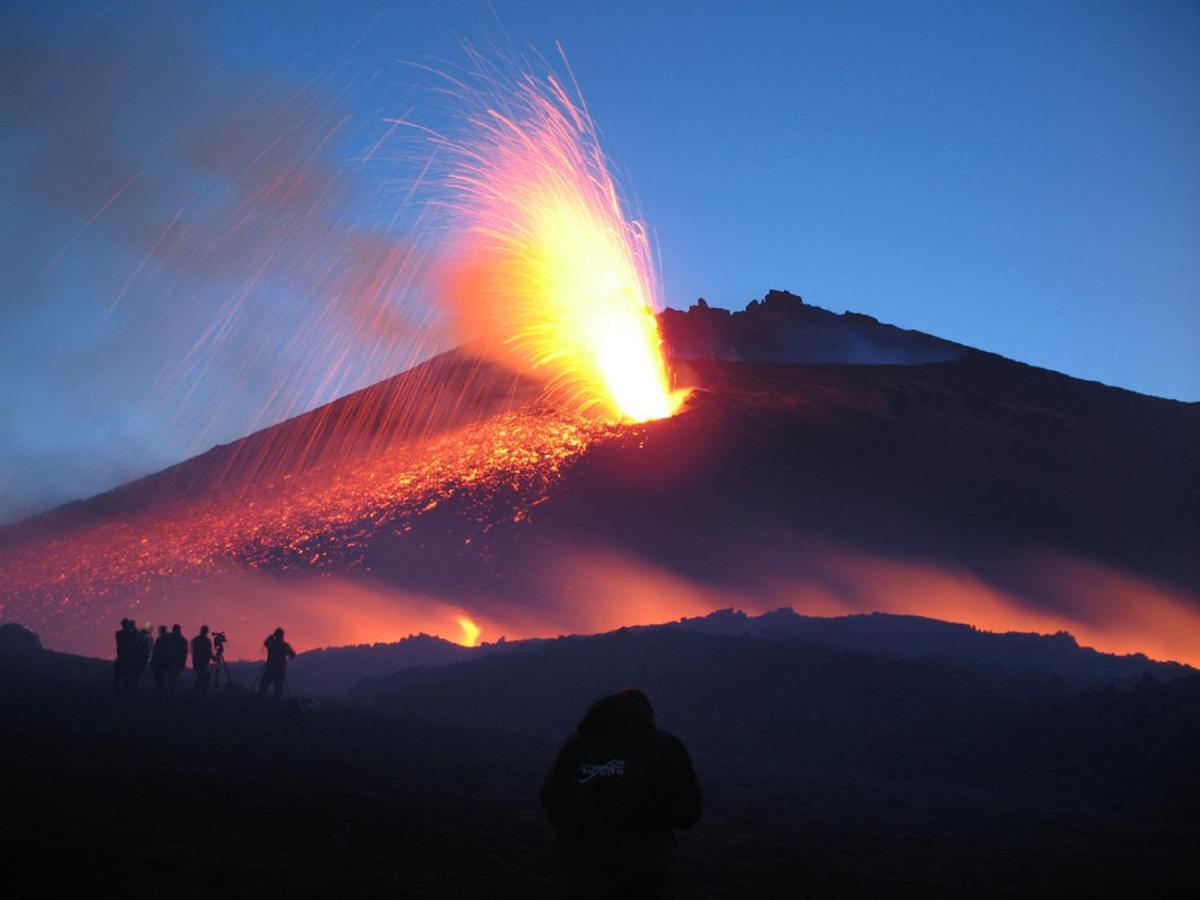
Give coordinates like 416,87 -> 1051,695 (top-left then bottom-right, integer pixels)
425,49 -> 685,422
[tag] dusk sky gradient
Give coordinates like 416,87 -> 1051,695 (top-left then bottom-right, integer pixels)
2,0 -> 1197,522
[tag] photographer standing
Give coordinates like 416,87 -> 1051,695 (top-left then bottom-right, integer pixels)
258,627 -> 296,702
191,626 -> 213,700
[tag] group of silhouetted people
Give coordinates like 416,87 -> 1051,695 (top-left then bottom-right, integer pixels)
149,623 -> 189,698
113,619 -> 216,700
111,620 -> 294,702
112,614 -> 695,895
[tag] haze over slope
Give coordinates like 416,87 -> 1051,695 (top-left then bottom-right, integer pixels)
1,292 -> 1196,662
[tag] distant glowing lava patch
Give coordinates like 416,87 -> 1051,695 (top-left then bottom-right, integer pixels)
432,52 -> 684,423
456,615 -> 482,647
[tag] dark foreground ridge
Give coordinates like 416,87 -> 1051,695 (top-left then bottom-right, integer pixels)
2,618 -> 1196,897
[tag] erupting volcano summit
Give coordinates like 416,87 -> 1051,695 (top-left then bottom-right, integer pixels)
1,49 -> 1196,668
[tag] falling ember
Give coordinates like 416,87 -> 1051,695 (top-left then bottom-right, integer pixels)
456,615 -> 482,647
431,51 -> 684,423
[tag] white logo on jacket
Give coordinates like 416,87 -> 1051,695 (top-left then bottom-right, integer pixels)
579,759 -> 625,782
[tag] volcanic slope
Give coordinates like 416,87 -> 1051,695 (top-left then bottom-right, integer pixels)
1,291 -> 1197,660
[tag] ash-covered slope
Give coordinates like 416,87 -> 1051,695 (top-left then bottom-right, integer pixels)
1,350 -> 540,541
2,291 -> 1197,661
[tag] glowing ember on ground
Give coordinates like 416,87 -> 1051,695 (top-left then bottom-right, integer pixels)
428,51 -> 685,423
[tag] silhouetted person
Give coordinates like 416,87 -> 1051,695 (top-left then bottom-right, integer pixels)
258,627 -> 295,702
191,626 -> 213,700
131,625 -> 151,689
541,689 -> 702,899
113,618 -> 137,694
150,625 -> 170,696
163,624 -> 188,699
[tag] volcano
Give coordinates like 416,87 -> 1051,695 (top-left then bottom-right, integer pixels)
3,290 -> 1197,662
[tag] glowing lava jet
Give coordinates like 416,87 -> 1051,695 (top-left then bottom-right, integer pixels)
456,615 -> 482,647
434,54 -> 684,423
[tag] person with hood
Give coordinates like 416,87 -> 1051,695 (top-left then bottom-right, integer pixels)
541,689 -> 702,899
258,627 -> 296,702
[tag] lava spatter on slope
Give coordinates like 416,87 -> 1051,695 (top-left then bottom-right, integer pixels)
0,407 -> 630,637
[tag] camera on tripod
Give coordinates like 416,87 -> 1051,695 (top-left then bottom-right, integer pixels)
207,631 -> 235,691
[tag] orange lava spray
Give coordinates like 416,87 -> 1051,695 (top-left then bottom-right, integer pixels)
428,49 -> 683,423
456,615 -> 482,647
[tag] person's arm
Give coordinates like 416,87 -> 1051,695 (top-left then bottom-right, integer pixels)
665,737 -> 702,830
540,739 -> 576,827
285,642 -> 296,660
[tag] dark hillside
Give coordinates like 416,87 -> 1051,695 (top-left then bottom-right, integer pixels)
3,667 -> 1195,897
364,627 -> 1200,810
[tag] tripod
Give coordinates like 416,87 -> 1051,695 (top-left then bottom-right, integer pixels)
210,648 -> 237,692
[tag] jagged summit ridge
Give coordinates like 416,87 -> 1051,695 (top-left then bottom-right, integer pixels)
659,289 -> 964,365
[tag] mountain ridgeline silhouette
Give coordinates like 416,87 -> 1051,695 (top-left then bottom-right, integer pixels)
660,289 -> 965,365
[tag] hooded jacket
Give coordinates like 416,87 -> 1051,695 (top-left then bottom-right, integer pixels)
541,690 -> 701,893
263,634 -> 296,673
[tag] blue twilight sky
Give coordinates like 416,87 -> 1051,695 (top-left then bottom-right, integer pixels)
1,0 -> 1197,522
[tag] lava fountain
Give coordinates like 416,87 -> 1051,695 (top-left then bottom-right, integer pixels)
456,615 -> 482,648
427,52 -> 684,423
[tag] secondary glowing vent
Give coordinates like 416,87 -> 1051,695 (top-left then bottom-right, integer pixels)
436,53 -> 683,423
